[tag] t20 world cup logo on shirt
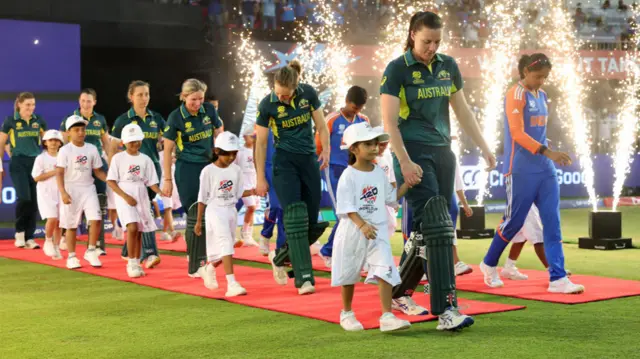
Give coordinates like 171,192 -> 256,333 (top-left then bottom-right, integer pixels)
360,185 -> 378,204
75,155 -> 88,165
219,180 -> 233,192
128,165 -> 141,177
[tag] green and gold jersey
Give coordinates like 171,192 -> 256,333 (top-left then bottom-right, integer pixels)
163,102 -> 222,163
1,113 -> 47,157
60,109 -> 108,155
112,108 -> 165,164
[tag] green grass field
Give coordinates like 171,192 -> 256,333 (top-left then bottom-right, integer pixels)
1,207 -> 639,359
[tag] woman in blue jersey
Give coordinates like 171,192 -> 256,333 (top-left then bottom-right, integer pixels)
480,53 -> 584,294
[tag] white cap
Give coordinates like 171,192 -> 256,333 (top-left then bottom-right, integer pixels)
242,126 -> 255,136
122,123 -> 145,144
65,115 -> 88,130
215,131 -> 240,152
42,129 -> 63,142
372,126 -> 390,142
340,122 -> 390,150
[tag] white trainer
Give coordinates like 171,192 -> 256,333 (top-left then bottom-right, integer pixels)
14,232 -> 25,248
59,239 -> 67,251
242,232 -> 259,247
96,248 -> 107,256
455,261 -> 473,276
145,255 -> 161,269
127,264 -> 145,278
66,256 -> 81,269
310,241 -> 322,256
43,240 -> 55,257
340,311 -> 364,331
198,263 -> 218,290
225,281 -> 247,297
392,296 -> 429,316
548,276 -> 585,294
298,281 -> 315,295
258,236 -> 270,256
52,247 -> 63,260
188,271 -> 201,278
84,250 -> 102,267
436,307 -> 475,331
268,250 -> 288,285
480,261 -> 504,288
159,232 -> 172,241
24,239 -> 40,249
380,312 -> 411,332
501,266 -> 528,280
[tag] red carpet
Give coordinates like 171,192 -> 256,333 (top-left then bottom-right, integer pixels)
84,234 -> 640,304
0,240 -> 524,330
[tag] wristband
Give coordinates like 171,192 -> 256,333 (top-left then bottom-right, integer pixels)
358,222 -> 366,229
538,145 -> 548,155
164,179 -> 173,181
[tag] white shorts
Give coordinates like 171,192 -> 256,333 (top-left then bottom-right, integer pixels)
241,195 -> 258,208
205,205 -> 237,262
59,185 -> 101,229
37,192 -> 59,220
511,205 -> 543,245
106,186 -> 117,210
386,206 -> 397,239
331,218 -> 401,287
114,183 -> 157,233
161,182 -> 182,210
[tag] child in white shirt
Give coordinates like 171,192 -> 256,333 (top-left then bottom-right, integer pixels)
233,126 -> 259,247
107,124 -> 161,278
194,132 -> 255,297
158,148 -> 182,242
32,130 -> 64,260
372,126 -> 397,239
331,122 -> 412,333
56,115 -> 107,270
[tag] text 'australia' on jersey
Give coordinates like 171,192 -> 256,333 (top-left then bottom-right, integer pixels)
1,113 -> 47,157
502,83 -> 555,176
163,102 -> 222,164
256,83 -> 321,155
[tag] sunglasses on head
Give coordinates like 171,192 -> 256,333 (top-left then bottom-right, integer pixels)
527,58 -> 550,69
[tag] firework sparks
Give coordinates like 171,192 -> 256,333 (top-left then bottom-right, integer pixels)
539,3 -> 598,211
475,2 -> 522,205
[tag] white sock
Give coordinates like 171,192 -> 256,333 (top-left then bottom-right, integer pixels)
45,237 -> 52,242
226,274 -> 236,284
135,258 -> 141,265
505,258 -> 517,268
88,245 -> 96,250
128,258 -> 137,266
242,223 -> 251,233
68,252 -> 76,258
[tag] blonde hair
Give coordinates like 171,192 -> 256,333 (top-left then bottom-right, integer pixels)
14,92 -> 35,112
274,60 -> 301,89
127,80 -> 150,103
180,78 -> 208,101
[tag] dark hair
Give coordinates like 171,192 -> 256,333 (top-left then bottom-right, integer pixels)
346,86 -> 368,106
14,92 -> 35,112
206,95 -> 218,102
348,151 -> 356,165
127,80 -> 150,103
405,11 -> 443,51
80,88 -> 97,99
274,60 -> 301,89
212,148 -> 237,163
518,53 -> 552,79
43,139 -> 62,152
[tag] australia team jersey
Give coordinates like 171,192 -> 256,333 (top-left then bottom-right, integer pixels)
502,82 -> 555,176
316,111 -> 369,166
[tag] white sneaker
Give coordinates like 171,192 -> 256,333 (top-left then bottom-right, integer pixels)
14,232 -> 25,248
52,247 -> 63,260
379,312 -> 411,332
96,248 -> 107,256
159,232 -> 172,241
298,281 -> 315,295
480,261 -> 504,288
421,274 -> 427,281
127,264 -> 145,278
66,256 -> 81,269
242,232 -> 259,247
454,261 -> 473,276
43,240 -> 55,257
392,296 -> 429,316
340,311 -> 364,331
188,271 -> 201,278
436,307 -> 475,331
268,250 -> 288,285
170,231 -> 181,242
225,281 -> 247,297
258,236 -> 270,256
310,241 -> 322,256
59,239 -> 67,251
548,276 -> 585,294
198,263 -> 218,290
501,266 -> 528,280
24,239 -> 40,249
322,255 -> 332,268
145,255 -> 161,269
83,250 -> 102,267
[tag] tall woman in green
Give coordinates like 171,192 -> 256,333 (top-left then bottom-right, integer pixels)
111,81 -> 165,268
380,11 -> 496,330
162,79 -> 223,279
0,92 -> 48,249
255,60 -> 331,295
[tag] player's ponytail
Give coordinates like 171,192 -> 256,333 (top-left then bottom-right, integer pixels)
405,11 -> 443,51
518,53 -> 552,79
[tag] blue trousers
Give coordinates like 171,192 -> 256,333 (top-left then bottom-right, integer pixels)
483,173 -> 565,281
260,163 -> 286,249
320,164 -> 346,257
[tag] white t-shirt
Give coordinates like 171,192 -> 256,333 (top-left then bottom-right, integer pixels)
376,149 -> 395,184
56,142 -> 102,186
107,151 -> 159,186
197,163 -> 245,207
454,160 -> 464,192
234,146 -> 256,189
336,165 -> 397,226
31,152 -> 58,195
